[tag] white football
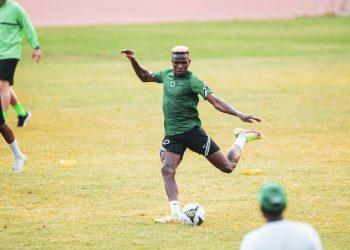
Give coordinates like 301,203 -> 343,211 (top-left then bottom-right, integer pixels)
182,203 -> 205,226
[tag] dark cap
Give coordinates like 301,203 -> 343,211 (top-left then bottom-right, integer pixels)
258,182 -> 287,213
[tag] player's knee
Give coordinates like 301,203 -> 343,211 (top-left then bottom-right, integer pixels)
0,121 -> 6,129
0,114 -> 5,126
0,81 -> 9,92
161,164 -> 176,178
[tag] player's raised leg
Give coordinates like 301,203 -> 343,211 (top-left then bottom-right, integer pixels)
10,88 -> 31,127
206,128 -> 262,172
154,151 -> 183,223
0,102 -> 26,173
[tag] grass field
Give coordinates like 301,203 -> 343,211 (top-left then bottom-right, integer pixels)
0,17 -> 349,249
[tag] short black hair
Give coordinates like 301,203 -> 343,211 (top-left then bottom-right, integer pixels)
261,204 -> 286,216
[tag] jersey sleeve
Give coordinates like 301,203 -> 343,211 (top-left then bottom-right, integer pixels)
16,4 -> 40,49
152,70 -> 164,83
191,75 -> 212,100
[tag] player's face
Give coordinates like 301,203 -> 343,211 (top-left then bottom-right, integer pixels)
172,58 -> 190,76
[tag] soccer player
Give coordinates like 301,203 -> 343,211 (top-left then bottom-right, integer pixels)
0,0 -> 41,127
121,46 -> 262,223
240,183 -> 323,250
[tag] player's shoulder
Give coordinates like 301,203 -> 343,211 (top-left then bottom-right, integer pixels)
241,226 -> 265,249
156,68 -> 172,76
10,1 -> 21,8
277,220 -> 320,239
242,224 -> 266,240
189,72 -> 204,83
244,220 -> 291,239
292,221 -> 319,234
9,0 -> 24,12
163,68 -> 173,74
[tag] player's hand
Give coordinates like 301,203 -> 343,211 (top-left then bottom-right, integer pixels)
120,49 -> 135,59
32,48 -> 42,63
238,113 -> 261,123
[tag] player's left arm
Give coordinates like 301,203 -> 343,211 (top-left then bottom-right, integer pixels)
206,93 -> 261,123
17,5 -> 41,62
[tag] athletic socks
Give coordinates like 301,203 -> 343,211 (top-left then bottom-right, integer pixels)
2,110 -> 8,120
12,103 -> 27,116
169,200 -> 181,217
1,104 -> 26,120
8,140 -> 24,160
234,134 -> 247,150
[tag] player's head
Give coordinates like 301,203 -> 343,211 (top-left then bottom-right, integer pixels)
171,45 -> 191,76
0,0 -> 6,6
258,182 -> 287,220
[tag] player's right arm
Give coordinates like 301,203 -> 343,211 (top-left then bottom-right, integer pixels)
16,4 -> 42,63
120,49 -> 155,82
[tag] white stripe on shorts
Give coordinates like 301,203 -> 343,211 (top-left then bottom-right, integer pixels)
204,136 -> 211,156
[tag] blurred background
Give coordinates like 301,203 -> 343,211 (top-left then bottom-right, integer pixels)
17,0 -> 350,26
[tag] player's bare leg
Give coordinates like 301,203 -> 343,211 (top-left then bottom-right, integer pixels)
0,120 -> 26,173
0,122 -> 15,144
155,151 -> 183,223
207,150 -> 236,173
0,80 -> 11,119
9,87 -> 19,106
161,151 -> 182,201
207,128 -> 262,172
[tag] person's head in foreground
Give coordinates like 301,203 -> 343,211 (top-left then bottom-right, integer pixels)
240,182 -> 323,250
259,182 -> 287,222
171,45 -> 191,76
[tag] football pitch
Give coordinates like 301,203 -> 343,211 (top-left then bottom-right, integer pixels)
0,17 -> 349,249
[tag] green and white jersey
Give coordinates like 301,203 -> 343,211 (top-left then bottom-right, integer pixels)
152,69 -> 212,136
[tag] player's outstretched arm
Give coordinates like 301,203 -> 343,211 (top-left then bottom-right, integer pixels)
120,49 -> 155,82
206,93 -> 261,123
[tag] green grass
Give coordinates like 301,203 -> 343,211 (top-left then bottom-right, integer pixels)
1,17 -> 350,249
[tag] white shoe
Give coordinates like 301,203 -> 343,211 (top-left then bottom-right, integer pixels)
12,156 -> 26,173
234,127 -> 262,143
154,214 -> 182,224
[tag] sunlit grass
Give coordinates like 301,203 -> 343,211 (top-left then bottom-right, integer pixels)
0,17 -> 349,249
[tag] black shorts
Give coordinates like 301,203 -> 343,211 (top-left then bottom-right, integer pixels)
0,59 -> 19,85
160,126 -> 220,158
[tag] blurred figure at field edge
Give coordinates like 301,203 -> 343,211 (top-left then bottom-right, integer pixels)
240,183 -> 323,250
0,0 -> 42,127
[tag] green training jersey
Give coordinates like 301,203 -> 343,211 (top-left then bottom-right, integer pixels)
152,69 -> 213,136
0,0 -> 40,60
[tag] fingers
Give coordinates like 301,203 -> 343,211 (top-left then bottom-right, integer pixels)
253,117 -> 261,123
120,49 -> 133,54
246,115 -> 262,123
32,54 -> 40,63
242,116 -> 261,123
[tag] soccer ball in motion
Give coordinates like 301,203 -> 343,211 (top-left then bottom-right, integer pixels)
182,203 -> 205,226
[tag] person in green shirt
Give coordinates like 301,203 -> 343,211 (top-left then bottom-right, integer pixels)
121,46 -> 262,223
0,0 -> 42,127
